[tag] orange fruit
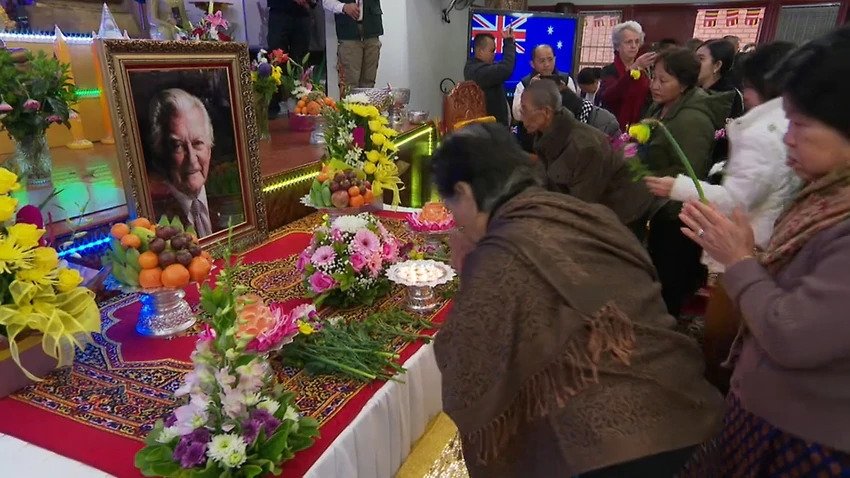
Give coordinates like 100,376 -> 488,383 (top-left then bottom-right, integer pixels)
130,217 -> 151,229
297,99 -> 306,108
200,250 -> 213,262
188,256 -> 212,283
348,186 -> 361,197
317,172 -> 329,183
323,96 -> 334,106
110,223 -> 130,239
161,264 -> 190,289
139,267 -> 163,289
349,195 -> 365,208
306,101 -> 321,115
120,233 -> 141,249
363,190 -> 375,203
138,251 -> 159,269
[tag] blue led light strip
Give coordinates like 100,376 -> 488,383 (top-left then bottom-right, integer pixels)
57,236 -> 111,258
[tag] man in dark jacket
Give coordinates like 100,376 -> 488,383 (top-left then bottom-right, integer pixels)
268,0 -> 315,117
323,0 -> 383,88
464,30 -> 516,126
521,80 -> 653,238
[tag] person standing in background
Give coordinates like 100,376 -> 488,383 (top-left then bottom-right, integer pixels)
599,21 -> 656,130
465,30 -> 516,126
723,34 -> 741,52
267,0 -> 315,117
323,0 -> 383,89
576,67 -> 603,106
511,44 -> 575,150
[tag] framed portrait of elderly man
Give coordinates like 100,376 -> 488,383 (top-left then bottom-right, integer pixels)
98,39 -> 268,251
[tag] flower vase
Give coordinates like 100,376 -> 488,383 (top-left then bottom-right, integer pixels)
10,134 -> 52,186
256,98 -> 271,141
310,115 -> 326,145
136,288 -> 196,337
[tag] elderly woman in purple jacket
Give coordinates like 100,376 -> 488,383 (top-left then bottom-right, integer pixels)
679,26 -> 850,476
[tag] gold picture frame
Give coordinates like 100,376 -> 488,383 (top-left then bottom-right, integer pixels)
98,39 -> 268,253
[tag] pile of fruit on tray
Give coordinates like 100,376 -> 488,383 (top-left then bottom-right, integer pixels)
293,92 -> 336,116
104,216 -> 213,290
307,163 -> 377,209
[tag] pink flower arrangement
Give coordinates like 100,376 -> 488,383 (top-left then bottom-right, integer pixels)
234,294 -> 316,354
299,213 -> 400,308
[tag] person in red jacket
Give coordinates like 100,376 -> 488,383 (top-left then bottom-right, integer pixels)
599,21 -> 657,129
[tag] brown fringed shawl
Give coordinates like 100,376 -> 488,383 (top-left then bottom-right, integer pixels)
434,189 -> 723,477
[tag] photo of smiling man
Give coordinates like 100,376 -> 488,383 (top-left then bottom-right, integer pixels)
128,67 -> 244,239
148,88 -> 217,236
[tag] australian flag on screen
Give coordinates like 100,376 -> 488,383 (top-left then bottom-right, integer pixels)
469,11 -> 579,94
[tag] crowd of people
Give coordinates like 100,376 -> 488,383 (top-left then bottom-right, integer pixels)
446,22 -> 850,478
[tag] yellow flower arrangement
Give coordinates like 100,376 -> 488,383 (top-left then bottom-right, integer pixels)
0,167 -> 100,380
323,96 -> 404,206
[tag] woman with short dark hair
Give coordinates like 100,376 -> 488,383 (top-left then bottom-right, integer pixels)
640,47 -> 733,317
680,26 -> 850,476
644,42 -> 801,390
433,122 -> 723,478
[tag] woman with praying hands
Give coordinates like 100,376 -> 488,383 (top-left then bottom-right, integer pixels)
679,26 -> 850,476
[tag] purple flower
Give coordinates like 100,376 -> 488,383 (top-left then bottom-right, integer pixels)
46,115 -> 63,124
258,62 -> 272,78
188,427 -> 211,443
353,127 -> 366,148
23,99 -> 40,111
180,441 -> 207,468
623,142 -> 639,158
311,245 -> 336,266
714,128 -> 726,140
251,409 -> 281,435
309,271 -> 336,294
242,418 -> 262,444
330,227 -> 344,242
172,428 -> 210,468
296,249 -> 312,272
352,229 -> 380,255
350,252 -> 367,272
165,412 -> 178,427
0,102 -> 12,113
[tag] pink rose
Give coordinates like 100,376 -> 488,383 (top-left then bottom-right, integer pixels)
309,271 -> 336,294
0,102 -> 12,113
623,142 -> 639,158
331,227 -> 344,242
350,252 -> 367,272
46,115 -> 63,124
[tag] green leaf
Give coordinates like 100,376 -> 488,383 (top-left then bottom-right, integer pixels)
261,427 -> 290,460
241,464 -> 263,478
170,216 -> 185,232
150,461 -> 181,477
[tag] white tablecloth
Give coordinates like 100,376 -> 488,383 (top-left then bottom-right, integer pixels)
306,343 -> 443,477
0,342 -> 443,478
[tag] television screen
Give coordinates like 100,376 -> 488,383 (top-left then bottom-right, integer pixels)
467,9 -> 580,98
